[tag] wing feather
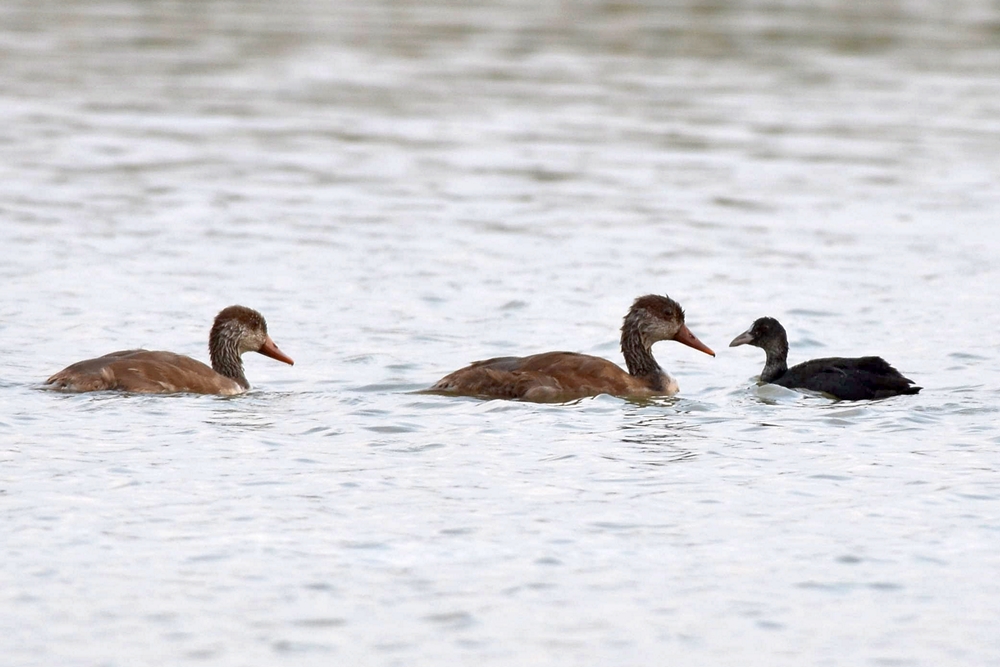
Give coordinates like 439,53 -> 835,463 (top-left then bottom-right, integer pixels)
46,350 -> 243,395
430,351 -> 652,401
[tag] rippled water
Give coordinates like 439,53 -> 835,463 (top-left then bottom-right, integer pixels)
3,1 -> 1000,665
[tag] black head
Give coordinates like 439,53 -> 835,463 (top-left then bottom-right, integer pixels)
729,316 -> 787,350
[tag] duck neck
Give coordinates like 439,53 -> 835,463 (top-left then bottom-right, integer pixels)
620,312 -> 665,390
210,333 -> 249,389
760,340 -> 789,383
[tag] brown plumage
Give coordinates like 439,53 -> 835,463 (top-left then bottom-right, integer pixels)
45,305 -> 294,395
429,294 -> 715,402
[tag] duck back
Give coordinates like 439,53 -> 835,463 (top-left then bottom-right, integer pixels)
430,351 -> 663,402
775,356 -> 921,401
46,350 -> 244,395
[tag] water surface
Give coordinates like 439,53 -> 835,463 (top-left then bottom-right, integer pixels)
2,1 -> 1000,665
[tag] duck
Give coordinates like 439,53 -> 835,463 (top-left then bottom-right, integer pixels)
729,316 -> 920,400
45,305 -> 294,395
429,294 -> 715,402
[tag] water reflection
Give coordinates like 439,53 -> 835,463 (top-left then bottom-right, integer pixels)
616,406 -> 701,465
4,1 -> 1000,666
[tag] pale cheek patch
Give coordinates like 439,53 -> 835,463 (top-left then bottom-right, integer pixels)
237,328 -> 263,354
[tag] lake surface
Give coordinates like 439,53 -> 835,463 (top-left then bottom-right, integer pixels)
3,1 -> 1000,665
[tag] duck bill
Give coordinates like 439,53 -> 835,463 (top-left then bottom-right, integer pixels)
729,329 -> 754,347
675,324 -> 715,357
258,336 -> 295,365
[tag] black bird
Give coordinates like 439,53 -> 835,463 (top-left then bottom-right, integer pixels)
729,317 -> 921,401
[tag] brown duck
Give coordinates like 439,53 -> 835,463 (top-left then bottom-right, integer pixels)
429,294 -> 714,402
45,305 -> 294,395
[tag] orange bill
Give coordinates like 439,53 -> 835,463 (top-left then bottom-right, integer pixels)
258,335 -> 295,365
675,324 -> 715,357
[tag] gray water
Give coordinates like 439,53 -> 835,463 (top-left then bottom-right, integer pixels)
3,1 -> 1000,665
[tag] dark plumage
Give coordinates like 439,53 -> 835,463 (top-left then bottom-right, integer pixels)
729,316 -> 921,401
45,305 -> 294,395
429,294 -> 715,402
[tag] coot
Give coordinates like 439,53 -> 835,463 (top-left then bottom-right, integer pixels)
729,317 -> 920,400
